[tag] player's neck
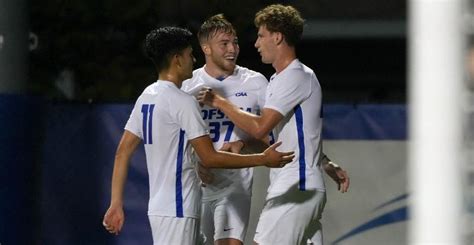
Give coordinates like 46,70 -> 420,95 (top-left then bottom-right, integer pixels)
204,63 -> 234,80
273,48 -> 297,74
158,72 -> 182,88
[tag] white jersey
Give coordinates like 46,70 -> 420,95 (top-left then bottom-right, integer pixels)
264,59 -> 325,199
182,66 -> 268,201
125,80 -> 209,218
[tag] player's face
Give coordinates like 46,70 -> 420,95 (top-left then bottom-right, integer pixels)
255,25 -> 276,64
180,46 -> 196,80
206,31 -> 239,74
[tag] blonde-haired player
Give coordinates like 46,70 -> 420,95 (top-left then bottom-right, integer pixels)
182,14 -> 269,245
198,5 -> 349,244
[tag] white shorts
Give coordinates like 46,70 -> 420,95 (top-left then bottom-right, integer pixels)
148,215 -> 200,245
254,188 -> 326,245
200,192 -> 251,244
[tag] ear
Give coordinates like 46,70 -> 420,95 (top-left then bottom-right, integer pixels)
274,32 -> 284,45
174,53 -> 182,68
201,43 -> 211,56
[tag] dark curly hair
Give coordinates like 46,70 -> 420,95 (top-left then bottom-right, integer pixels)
197,14 -> 236,45
254,4 -> 304,47
144,27 -> 193,72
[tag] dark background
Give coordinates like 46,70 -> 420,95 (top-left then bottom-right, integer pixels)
29,0 -> 406,103
0,1 -> 407,244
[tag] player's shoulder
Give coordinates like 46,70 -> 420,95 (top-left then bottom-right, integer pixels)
164,87 -> 198,113
283,60 -> 316,81
182,67 -> 206,93
135,81 -> 164,105
293,60 -> 316,76
137,81 -> 161,100
236,66 -> 266,79
236,66 -> 268,86
173,85 -> 195,100
143,81 -> 191,100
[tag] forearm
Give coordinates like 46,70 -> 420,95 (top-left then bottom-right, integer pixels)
192,135 -> 267,168
110,155 -> 130,206
322,153 -> 339,169
191,135 -> 292,169
109,131 -> 140,206
215,98 -> 267,139
202,149 -> 265,169
321,153 -> 329,166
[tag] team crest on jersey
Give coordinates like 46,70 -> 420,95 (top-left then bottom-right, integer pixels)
235,92 -> 247,97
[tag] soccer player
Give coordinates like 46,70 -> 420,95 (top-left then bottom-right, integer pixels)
188,13 -> 350,245
198,4 -> 338,244
101,26 -> 294,245
182,14 -> 269,245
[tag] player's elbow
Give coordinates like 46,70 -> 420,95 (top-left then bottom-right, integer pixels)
114,149 -> 128,163
199,153 -> 220,168
199,159 -> 212,168
252,127 -> 270,140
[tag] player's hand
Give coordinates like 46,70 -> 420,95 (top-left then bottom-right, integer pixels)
262,141 -> 294,168
323,161 -> 350,193
197,87 -> 222,108
198,162 -> 214,186
220,140 -> 244,154
103,204 -> 124,235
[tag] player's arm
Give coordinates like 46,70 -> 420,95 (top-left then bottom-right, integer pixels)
237,138 -> 270,154
219,138 -> 270,154
197,137 -> 270,186
321,153 -> 350,193
190,135 -> 294,169
197,138 -> 268,186
198,139 -> 248,186
198,88 -> 282,140
103,130 -> 141,235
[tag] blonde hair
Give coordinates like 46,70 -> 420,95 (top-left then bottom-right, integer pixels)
198,14 -> 236,44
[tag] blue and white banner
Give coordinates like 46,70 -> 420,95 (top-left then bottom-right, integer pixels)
0,99 -> 408,244
246,105 -> 408,245
322,104 -> 407,245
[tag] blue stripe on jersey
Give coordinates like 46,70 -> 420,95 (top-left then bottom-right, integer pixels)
294,105 -> 306,191
269,131 -> 275,145
175,129 -> 185,217
148,104 -> 155,144
141,104 -> 149,143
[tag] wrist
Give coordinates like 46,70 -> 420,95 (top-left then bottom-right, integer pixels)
258,153 -> 268,167
110,199 -> 124,207
327,161 -> 340,168
214,96 -> 225,109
